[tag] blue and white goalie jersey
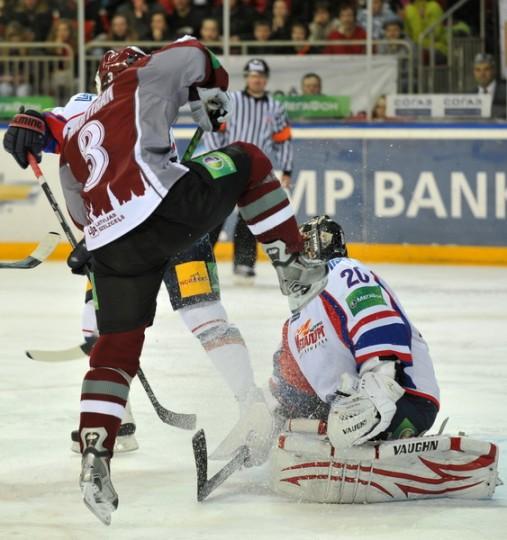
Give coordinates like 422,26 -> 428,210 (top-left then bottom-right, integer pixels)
284,257 -> 440,408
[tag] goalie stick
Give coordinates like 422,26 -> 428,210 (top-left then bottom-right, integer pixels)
0,231 -> 60,269
192,429 -> 250,502
26,152 -> 198,431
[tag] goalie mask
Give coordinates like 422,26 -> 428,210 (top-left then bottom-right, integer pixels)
95,46 -> 147,93
299,215 -> 348,261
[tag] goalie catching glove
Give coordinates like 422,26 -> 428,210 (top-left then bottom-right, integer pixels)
327,358 -> 405,449
3,107 -> 47,169
189,87 -> 231,132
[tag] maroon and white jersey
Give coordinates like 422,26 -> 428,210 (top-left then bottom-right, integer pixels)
59,37 -> 228,250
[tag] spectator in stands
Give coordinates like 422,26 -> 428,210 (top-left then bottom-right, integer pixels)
200,17 -> 221,54
46,18 -> 76,100
211,0 -> 255,42
404,0 -> 447,63
309,2 -> 336,42
0,21 -> 32,96
12,0 -> 52,42
106,13 -> 138,41
469,53 -> 506,120
0,0 -> 6,39
372,95 -> 387,119
288,22 -> 318,55
301,72 -> 322,95
324,2 -> 366,55
270,0 -> 291,41
117,0 -> 159,41
54,0 -> 107,40
47,18 -> 76,55
143,11 -> 172,47
169,0 -> 204,38
377,16 -> 414,92
247,19 -> 277,55
357,0 -> 394,40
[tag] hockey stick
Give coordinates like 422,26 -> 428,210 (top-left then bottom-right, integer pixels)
138,367 -> 196,430
26,336 -> 97,362
0,231 -> 60,269
192,429 -> 250,501
182,126 -> 203,161
26,154 -> 196,430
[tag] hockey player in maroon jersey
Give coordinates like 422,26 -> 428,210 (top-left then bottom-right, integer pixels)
3,37 -> 327,524
23,48 -> 275,458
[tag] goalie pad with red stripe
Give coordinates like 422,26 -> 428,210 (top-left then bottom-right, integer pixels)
271,428 -> 501,503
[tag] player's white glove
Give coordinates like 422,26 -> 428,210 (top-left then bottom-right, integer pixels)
189,87 -> 231,132
327,360 -> 404,449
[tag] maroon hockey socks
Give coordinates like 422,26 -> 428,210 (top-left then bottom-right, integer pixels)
234,141 -> 304,253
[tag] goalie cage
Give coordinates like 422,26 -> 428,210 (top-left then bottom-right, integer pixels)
270,430 -> 501,503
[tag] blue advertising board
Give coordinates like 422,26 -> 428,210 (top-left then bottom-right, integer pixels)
176,126 -> 507,247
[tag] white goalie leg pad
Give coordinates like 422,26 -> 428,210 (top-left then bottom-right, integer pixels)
271,431 -> 501,503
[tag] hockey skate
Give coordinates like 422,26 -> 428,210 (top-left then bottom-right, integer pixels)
79,429 -> 118,525
210,386 -> 275,467
232,264 -> 256,286
262,239 -> 328,312
71,399 -> 138,453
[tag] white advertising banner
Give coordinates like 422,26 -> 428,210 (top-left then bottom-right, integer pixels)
220,55 -> 398,115
386,94 -> 492,118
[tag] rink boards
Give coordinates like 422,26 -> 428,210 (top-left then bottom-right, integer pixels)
1,124 -> 506,265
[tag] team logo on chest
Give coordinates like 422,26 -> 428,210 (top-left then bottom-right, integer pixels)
294,319 -> 327,354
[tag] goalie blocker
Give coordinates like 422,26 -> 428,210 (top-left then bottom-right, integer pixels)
271,426 -> 501,503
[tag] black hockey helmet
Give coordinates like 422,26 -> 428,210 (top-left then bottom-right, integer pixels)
243,58 -> 270,77
299,215 -> 348,261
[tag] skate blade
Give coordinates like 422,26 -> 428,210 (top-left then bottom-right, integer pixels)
72,434 -> 139,454
81,480 -> 116,526
115,434 -> 139,453
232,275 -> 255,287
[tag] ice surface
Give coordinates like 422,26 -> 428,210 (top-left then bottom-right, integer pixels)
1,261 -> 506,540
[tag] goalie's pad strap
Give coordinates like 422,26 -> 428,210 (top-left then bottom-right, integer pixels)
271,433 -> 500,503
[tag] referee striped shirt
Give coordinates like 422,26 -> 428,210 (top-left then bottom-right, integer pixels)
205,90 -> 293,174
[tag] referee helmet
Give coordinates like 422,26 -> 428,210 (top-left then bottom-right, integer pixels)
243,58 -> 270,78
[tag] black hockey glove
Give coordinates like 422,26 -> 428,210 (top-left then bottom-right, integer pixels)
67,239 -> 91,275
3,107 -> 47,169
209,108 -> 226,131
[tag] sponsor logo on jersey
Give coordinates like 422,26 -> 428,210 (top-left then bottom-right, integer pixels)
295,319 -> 327,354
193,151 -> 237,179
86,211 -> 126,238
175,261 -> 212,298
346,285 -> 386,316
393,440 -> 439,455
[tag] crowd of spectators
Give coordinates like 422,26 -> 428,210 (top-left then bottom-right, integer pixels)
0,1 -> 479,60
0,0 -> 498,117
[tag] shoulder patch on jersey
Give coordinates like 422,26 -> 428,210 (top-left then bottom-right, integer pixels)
192,151 -> 237,179
290,311 -> 301,323
346,285 -> 386,316
74,93 -> 95,102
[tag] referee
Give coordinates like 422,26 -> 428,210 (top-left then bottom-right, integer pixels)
205,58 -> 293,284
